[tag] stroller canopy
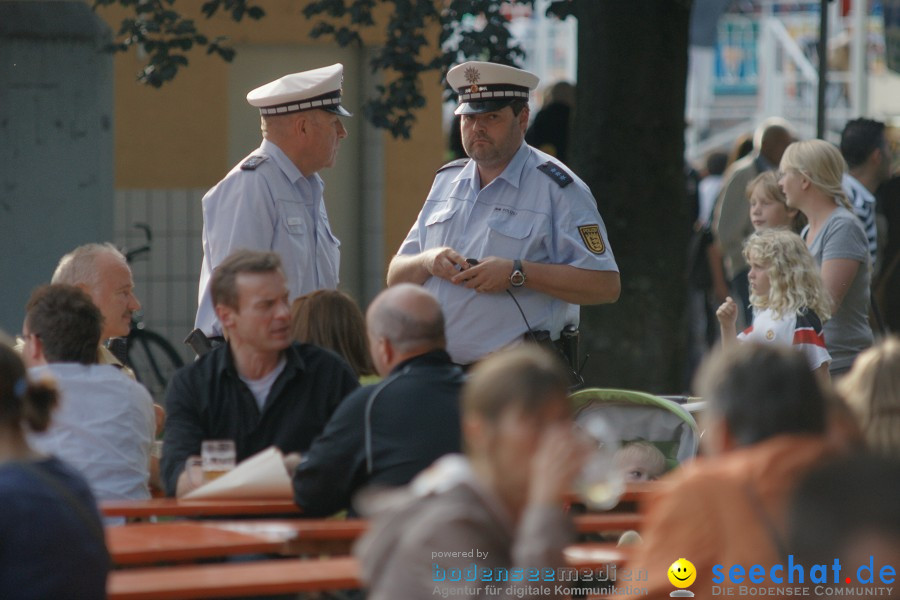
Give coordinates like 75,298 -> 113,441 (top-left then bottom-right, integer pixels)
571,388 -> 701,467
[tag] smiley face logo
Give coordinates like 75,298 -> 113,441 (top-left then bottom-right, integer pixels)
668,558 -> 697,589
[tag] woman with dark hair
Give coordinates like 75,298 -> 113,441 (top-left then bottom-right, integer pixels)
0,343 -> 109,599
290,289 -> 377,380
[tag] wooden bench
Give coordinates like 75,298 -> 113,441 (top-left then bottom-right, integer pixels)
108,556 -> 360,600
108,545 -> 629,599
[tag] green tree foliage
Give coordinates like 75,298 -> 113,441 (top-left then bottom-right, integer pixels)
93,0 -> 265,87
96,0 -> 547,136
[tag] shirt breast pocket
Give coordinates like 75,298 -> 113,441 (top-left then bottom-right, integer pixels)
485,213 -> 535,258
279,200 -> 307,236
423,204 -> 461,248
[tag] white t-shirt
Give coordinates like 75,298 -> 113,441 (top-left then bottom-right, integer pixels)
738,307 -> 831,370
239,357 -> 287,411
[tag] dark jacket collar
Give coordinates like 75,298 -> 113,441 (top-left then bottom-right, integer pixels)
389,349 -> 455,376
213,341 -> 308,379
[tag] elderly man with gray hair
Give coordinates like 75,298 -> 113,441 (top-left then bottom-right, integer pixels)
290,283 -> 465,517
51,243 -> 141,372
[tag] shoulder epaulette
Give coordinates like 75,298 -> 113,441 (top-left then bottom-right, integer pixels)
436,158 -> 470,173
537,161 -> 573,187
240,155 -> 268,171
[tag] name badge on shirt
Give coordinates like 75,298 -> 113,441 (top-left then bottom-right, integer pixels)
287,217 -> 303,227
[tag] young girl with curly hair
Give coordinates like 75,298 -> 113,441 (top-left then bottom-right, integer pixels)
717,228 -> 832,378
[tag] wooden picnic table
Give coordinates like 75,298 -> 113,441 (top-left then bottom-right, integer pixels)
107,519 -> 369,565
108,521 -> 295,565
564,480 -> 661,508
102,480 -> 657,520
574,512 -> 643,533
100,498 -> 301,519
107,512 -> 640,567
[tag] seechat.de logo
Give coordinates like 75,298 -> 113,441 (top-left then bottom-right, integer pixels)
668,558 -> 697,597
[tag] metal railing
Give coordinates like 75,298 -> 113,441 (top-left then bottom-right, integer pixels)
688,2 -> 881,161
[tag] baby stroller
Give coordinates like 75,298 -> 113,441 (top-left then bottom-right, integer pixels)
570,388 -> 701,471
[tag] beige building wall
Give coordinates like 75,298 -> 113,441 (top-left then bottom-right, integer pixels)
96,0 -> 444,350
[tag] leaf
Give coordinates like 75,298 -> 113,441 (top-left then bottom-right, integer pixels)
201,1 -> 219,17
335,27 -> 361,47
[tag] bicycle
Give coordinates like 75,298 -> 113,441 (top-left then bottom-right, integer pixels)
108,223 -> 185,405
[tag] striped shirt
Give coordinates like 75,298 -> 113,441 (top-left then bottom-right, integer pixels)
843,173 -> 878,269
738,307 -> 830,371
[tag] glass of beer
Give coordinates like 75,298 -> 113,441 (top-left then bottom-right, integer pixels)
573,415 -> 624,510
201,440 -> 236,482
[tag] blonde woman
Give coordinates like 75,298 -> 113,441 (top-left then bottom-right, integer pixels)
778,139 -> 872,376
836,336 -> 900,457
717,229 -> 832,378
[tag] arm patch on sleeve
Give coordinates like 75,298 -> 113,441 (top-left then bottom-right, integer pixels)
240,155 -> 268,170
537,161 -> 573,187
436,158 -> 470,173
578,224 -> 606,254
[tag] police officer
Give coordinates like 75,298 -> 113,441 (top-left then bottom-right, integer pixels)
387,61 -> 620,366
195,64 -> 352,336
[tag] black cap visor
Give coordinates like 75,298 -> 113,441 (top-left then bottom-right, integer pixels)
323,104 -> 353,117
454,98 -> 517,116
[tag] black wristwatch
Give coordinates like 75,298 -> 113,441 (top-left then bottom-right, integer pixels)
510,259 -> 526,287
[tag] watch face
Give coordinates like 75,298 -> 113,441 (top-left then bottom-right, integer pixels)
511,271 -> 526,287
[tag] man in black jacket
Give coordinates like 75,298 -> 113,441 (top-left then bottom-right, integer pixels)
290,283 -> 464,516
162,250 -> 358,496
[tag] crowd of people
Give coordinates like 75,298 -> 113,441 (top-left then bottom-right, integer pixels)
0,58 -> 898,599
688,115 -> 895,382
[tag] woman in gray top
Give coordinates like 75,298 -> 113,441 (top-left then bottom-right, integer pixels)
779,139 -> 873,376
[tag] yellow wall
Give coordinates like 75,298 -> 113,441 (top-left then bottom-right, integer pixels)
97,0 -> 444,267
112,49 -> 229,188
384,68 -> 444,261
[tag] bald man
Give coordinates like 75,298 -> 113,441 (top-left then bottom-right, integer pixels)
290,284 -> 465,517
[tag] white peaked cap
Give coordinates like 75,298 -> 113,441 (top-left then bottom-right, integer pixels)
246,63 -> 352,117
447,61 -> 539,115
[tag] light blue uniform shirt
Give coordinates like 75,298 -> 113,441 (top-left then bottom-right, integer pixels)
398,142 -> 618,364
195,139 -> 341,335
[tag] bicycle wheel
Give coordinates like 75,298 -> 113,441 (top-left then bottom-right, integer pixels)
126,329 -> 185,405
